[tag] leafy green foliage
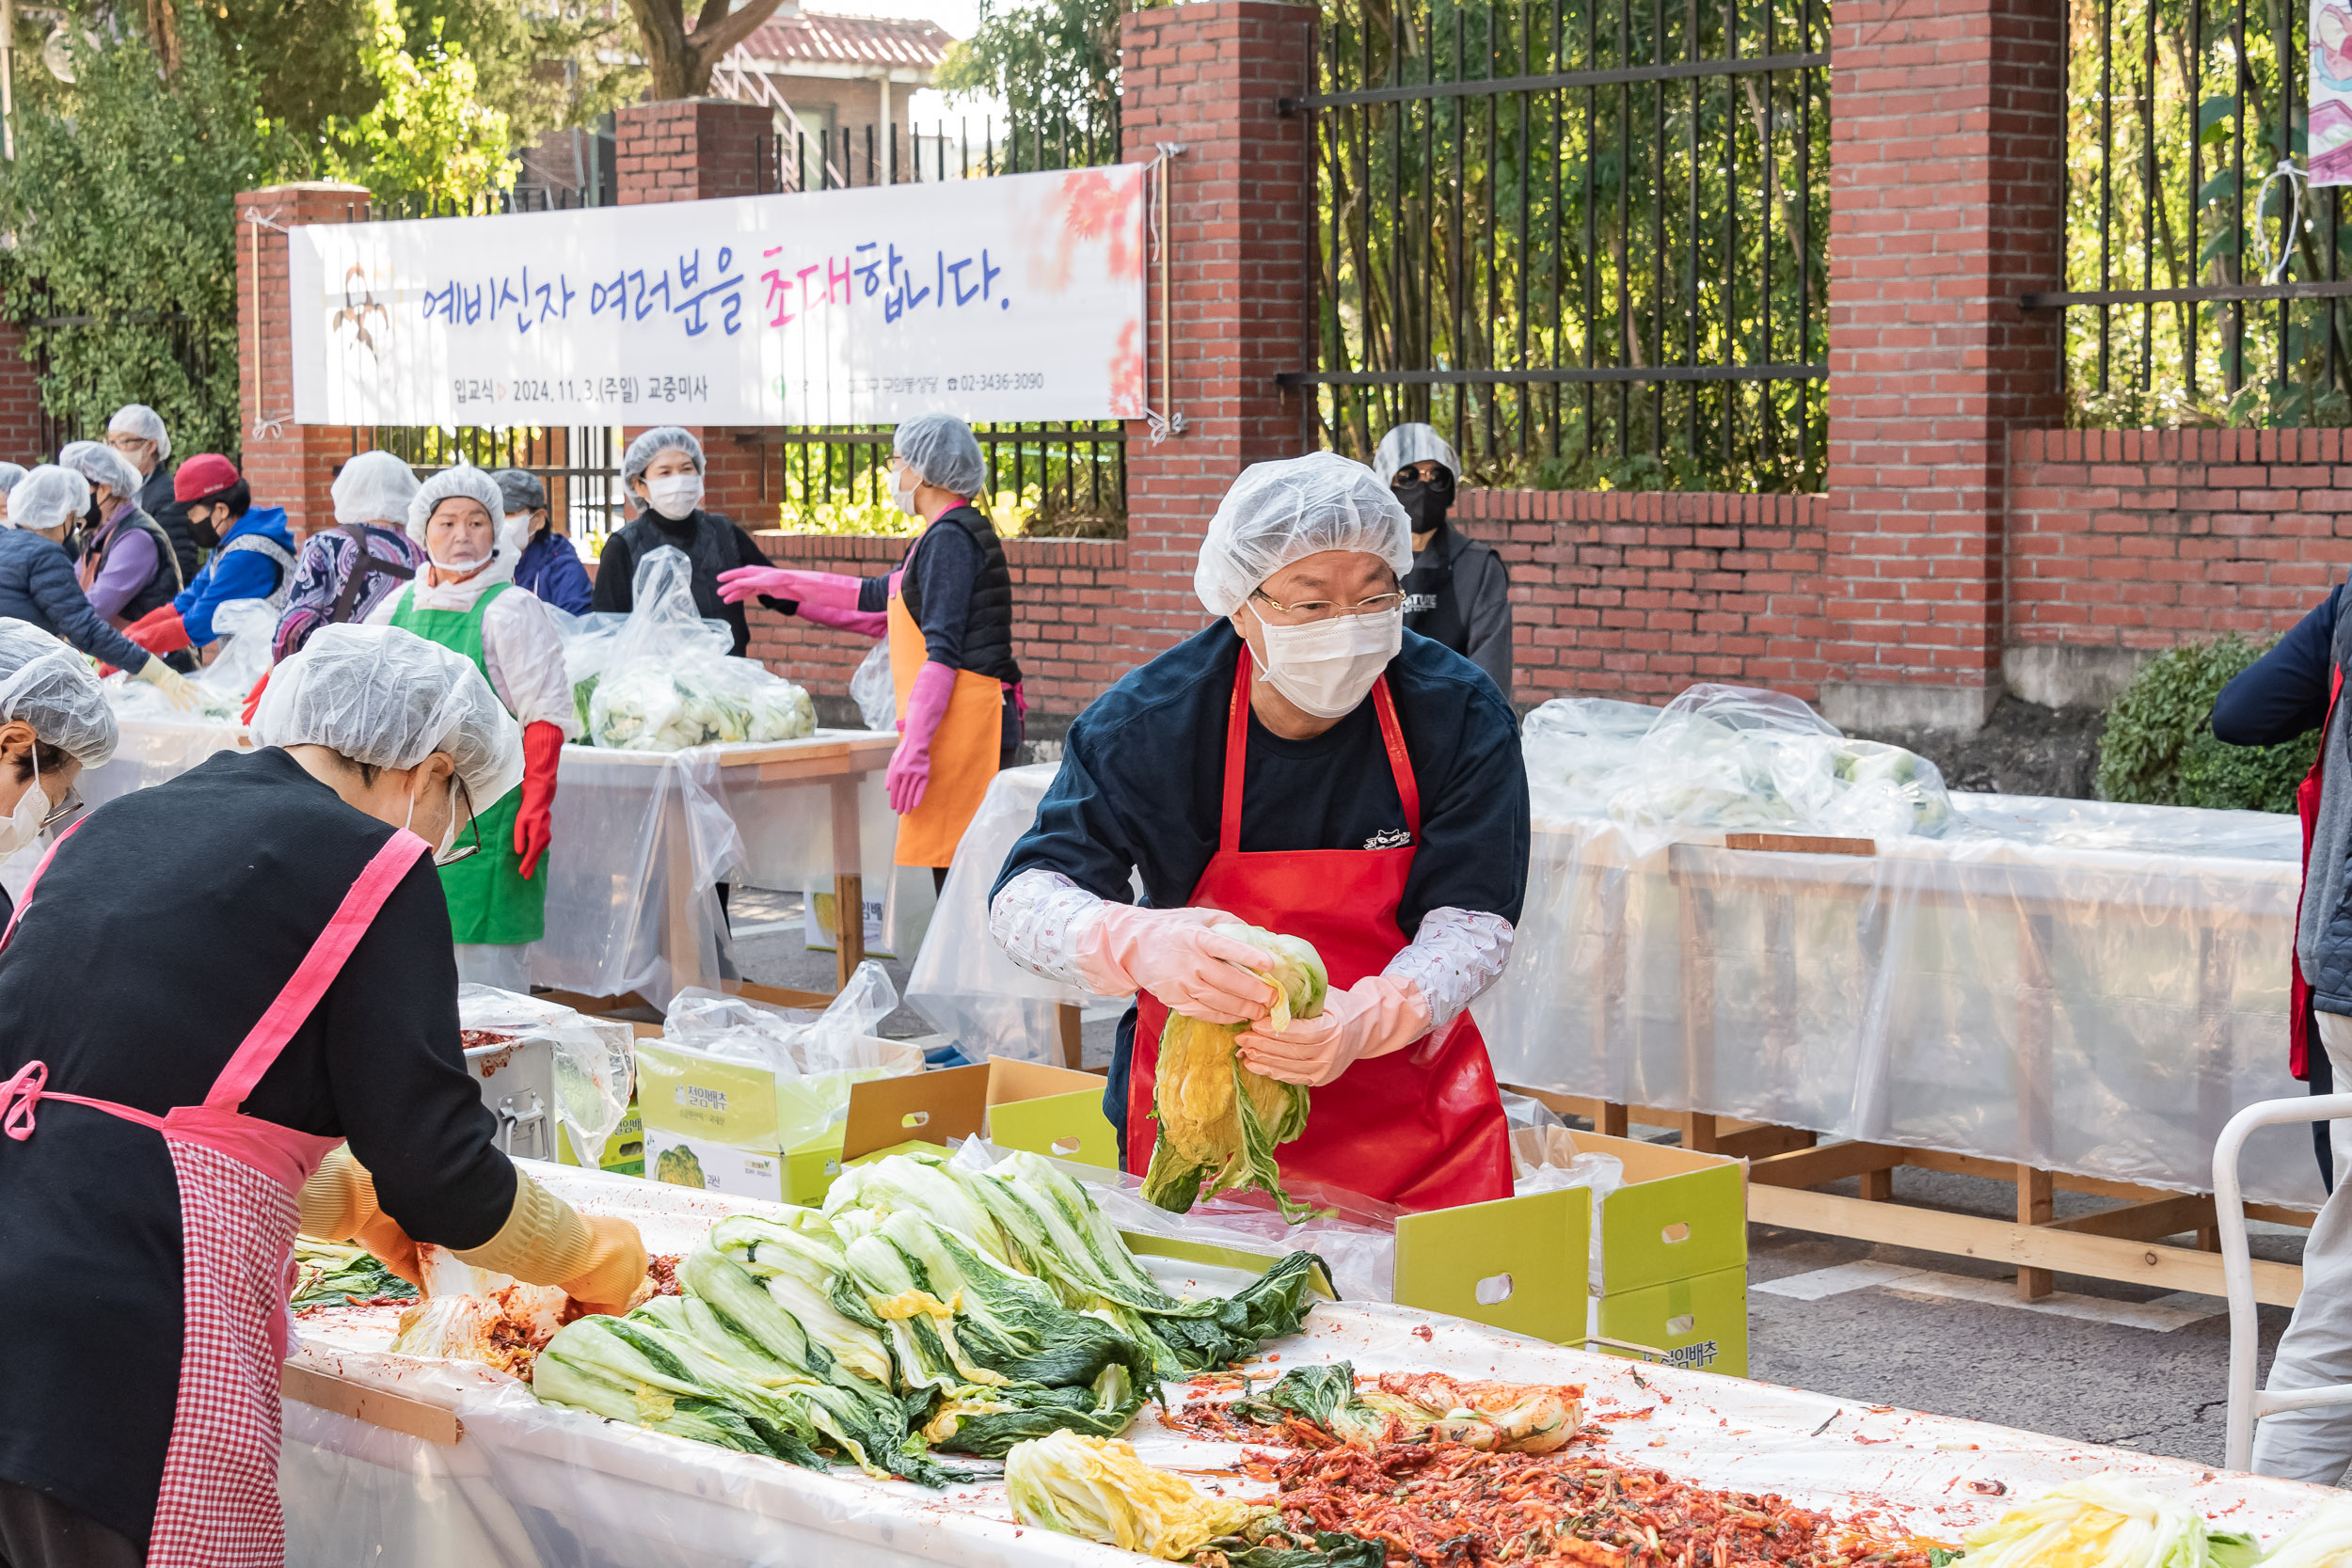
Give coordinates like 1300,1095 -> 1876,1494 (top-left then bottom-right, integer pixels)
936,0 -> 1123,155
2094,633 -> 2314,812
0,12 -> 285,458
318,0 -> 516,205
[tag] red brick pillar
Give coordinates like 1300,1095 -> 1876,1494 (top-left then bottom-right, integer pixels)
237,182 -> 371,538
1820,0 -> 2066,733
613,99 -> 777,529
0,318 -> 46,461
1114,1 -> 1315,670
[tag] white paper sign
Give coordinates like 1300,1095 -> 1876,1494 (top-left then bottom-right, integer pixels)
288,165 -> 1149,427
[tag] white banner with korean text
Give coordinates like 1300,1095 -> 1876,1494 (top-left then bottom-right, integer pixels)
287,165 -> 1148,427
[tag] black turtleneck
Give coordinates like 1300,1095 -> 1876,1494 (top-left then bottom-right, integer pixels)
592,507 -> 782,657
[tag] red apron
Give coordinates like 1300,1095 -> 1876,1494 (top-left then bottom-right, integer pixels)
2294,667 -> 2345,1080
1123,650 -> 1512,1212
0,822 -> 431,1568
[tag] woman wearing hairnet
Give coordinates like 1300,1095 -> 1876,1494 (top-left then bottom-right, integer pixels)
0,621 -> 119,927
0,624 -> 646,1567
0,463 -> 26,523
271,450 -> 424,664
718,413 -> 1024,888
366,463 -> 577,990
592,427 -> 787,655
61,439 -> 184,633
0,466 -> 199,709
104,404 -> 201,585
988,452 -> 1527,1210
1374,423 -> 1513,697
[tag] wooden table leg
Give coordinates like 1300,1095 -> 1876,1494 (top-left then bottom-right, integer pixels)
663,778 -> 712,996
831,777 -> 865,990
1861,1166 -> 1894,1202
1056,1001 -> 1084,1071
1597,1101 -> 1629,1138
2018,1164 -> 2055,1299
1683,1112 -> 1719,1154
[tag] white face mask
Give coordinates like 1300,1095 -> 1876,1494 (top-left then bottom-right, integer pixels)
0,750 -> 48,856
501,512 -> 533,554
890,467 -> 921,516
646,473 -> 703,521
1252,606 -> 1405,719
402,773 -> 469,864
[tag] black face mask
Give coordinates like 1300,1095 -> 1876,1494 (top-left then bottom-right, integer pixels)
1392,471 -> 1455,532
187,510 -> 221,550
83,496 -> 103,531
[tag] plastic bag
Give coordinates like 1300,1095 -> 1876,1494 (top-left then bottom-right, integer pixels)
103,595 -> 278,725
579,548 -> 815,750
850,641 -> 897,734
455,985 -> 634,1154
1521,683 -> 1954,841
662,961 -> 905,1078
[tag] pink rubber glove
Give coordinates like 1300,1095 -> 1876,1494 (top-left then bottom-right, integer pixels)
1073,905 -> 1280,1024
1236,974 -> 1430,1086
716,565 -> 866,608
795,602 -> 890,638
886,659 -> 958,814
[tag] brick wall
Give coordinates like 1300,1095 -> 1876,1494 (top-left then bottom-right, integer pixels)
235,182 -> 370,536
0,317 -> 44,461
2005,428 -> 2352,703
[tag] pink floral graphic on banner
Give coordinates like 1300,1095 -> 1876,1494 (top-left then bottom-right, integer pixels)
1107,318 -> 1146,418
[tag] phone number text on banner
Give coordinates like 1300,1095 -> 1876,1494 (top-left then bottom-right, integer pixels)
288,165 -> 1148,427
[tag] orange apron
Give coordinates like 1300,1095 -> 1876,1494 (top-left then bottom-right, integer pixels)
887,528 -> 1007,867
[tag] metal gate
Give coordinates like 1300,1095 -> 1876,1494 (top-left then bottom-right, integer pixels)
1290,0 -> 1829,492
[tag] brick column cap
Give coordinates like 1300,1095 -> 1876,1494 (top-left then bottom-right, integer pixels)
239,181 -> 372,198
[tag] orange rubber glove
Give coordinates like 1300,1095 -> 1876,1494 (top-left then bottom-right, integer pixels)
560,1214 -> 650,1316
515,721 -> 562,879
1073,905 -> 1279,1025
296,1146 -> 423,1287
125,605 -> 192,656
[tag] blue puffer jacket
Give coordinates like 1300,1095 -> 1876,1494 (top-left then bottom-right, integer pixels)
0,528 -> 150,671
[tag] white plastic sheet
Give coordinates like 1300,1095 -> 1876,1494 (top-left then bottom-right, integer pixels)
75,713 -> 251,809
279,1164 -> 2347,1568
906,763 -> 1133,1062
1477,780 -> 2320,1208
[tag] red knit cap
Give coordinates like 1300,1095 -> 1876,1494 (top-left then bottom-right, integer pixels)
172,452 -> 241,503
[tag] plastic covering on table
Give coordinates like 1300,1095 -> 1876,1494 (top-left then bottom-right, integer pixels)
905,763 -> 1134,1062
279,1162 -> 2344,1568
528,735 -> 898,1007
1482,734 -> 2318,1204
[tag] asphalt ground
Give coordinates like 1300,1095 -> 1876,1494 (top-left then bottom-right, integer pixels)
714,888 -> 2327,1481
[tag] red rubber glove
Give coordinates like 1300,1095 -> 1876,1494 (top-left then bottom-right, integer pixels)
886,659 -> 957,815
125,606 -> 191,656
239,667 -> 271,726
1236,974 -> 1431,1086
716,565 -> 864,608
515,721 -> 563,879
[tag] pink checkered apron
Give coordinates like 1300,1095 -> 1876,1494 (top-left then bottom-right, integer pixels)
0,823 -> 430,1568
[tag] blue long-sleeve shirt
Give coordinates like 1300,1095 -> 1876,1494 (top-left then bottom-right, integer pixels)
173,507 -> 294,645
0,530 -> 150,671
513,530 -> 592,616
2213,591 -> 2341,745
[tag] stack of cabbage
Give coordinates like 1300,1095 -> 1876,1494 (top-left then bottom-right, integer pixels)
532,1148 -> 1326,1479
1144,922 -> 1326,1222
574,545 -> 817,751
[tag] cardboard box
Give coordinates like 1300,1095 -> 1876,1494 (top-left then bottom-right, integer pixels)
1595,1264 -> 1748,1376
560,1100 -> 645,1176
634,1029 -> 924,1203
644,1127 -> 788,1202
838,1055 -> 1116,1169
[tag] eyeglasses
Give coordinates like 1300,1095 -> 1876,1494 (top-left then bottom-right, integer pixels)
39,785 -> 83,832
433,779 -> 482,867
1249,587 -> 1406,623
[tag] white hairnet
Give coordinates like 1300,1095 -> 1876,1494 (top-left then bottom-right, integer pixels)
333,450 -> 421,527
0,464 -> 26,499
0,618 -> 116,768
1193,451 -> 1412,617
105,404 -> 170,462
894,413 -> 987,497
251,623 -> 525,807
8,466 -> 89,534
622,426 -> 705,485
1373,422 -> 1461,483
59,439 -> 143,503
406,464 -> 505,543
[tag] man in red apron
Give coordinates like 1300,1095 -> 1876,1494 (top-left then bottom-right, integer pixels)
984,451 -> 1528,1211
0,624 -> 645,1567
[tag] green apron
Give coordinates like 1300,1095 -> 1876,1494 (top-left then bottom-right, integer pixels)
390,579 -> 547,945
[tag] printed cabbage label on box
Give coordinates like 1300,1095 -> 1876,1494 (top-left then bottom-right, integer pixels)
643,1128 -> 785,1204
634,1041 -> 779,1148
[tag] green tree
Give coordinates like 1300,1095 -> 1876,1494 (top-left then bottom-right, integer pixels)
2094,632 -> 2315,812
320,0 -> 518,205
936,0 -> 1123,153
0,11 -> 287,458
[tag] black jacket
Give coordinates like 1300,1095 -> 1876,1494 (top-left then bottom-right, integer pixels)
136,467 -> 201,585
0,530 -> 151,671
594,507 -> 783,657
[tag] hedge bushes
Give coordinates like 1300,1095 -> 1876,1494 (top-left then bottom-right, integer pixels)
2094,633 -> 2314,814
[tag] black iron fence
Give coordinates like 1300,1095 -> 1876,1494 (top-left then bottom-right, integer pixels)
360,426 -> 630,554
2043,0 -> 2351,425
1293,0 -> 1829,492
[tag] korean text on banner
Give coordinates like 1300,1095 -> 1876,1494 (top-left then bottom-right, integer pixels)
287,166 -> 1149,426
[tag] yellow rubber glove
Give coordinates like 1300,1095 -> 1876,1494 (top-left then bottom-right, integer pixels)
453,1171 -> 647,1315
296,1146 -> 421,1286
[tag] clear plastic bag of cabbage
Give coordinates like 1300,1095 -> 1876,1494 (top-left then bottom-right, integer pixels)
581,546 -> 815,751
1144,922 -> 1325,1223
